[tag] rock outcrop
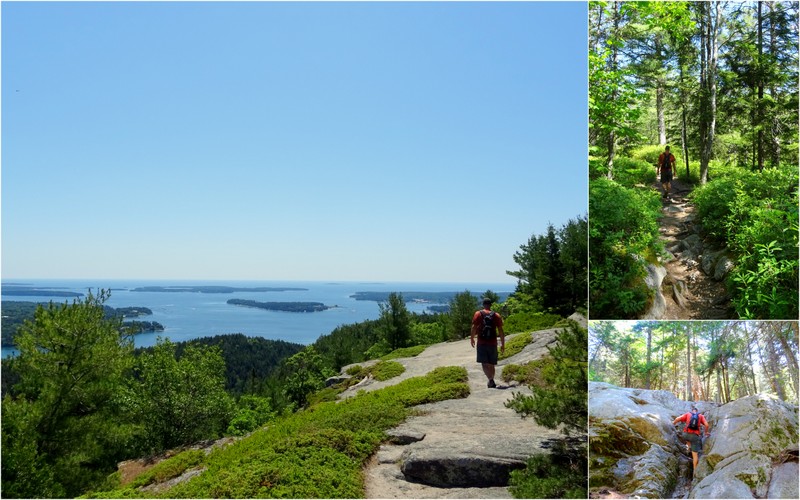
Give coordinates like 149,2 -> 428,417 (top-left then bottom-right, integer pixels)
338,320 -> 584,498
589,382 -> 799,499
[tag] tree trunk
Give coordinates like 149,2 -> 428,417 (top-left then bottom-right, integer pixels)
757,1 -> 765,172
698,1 -> 721,185
686,325 -> 693,401
645,326 -> 652,390
606,2 -> 620,180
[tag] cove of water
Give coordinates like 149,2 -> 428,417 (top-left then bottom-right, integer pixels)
1,279 -> 514,358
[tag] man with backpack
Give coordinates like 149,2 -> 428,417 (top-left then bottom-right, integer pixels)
673,406 -> 711,473
470,298 -> 505,388
657,145 -> 676,199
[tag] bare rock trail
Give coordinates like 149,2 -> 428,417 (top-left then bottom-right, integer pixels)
651,178 -> 734,319
337,316 -> 586,499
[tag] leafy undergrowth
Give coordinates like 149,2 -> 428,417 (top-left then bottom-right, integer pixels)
85,366 -> 469,499
498,332 -> 532,361
380,344 -> 429,360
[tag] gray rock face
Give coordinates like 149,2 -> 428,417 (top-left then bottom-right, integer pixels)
642,264 -> 667,319
590,383 -> 799,499
359,326 -> 569,498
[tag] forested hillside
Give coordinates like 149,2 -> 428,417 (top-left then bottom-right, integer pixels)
589,321 -> 798,405
589,1 -> 798,319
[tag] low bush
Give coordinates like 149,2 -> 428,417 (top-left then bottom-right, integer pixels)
589,178 -> 662,318
88,367 -> 470,498
498,332 -> 532,361
380,345 -> 428,361
692,164 -> 798,318
503,312 -> 562,334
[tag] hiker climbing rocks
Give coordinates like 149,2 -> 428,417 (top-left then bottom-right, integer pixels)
673,406 -> 711,473
470,298 -> 505,388
657,145 -> 676,199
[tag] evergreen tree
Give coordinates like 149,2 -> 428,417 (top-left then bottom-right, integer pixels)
1,291 -> 134,498
377,292 -> 412,351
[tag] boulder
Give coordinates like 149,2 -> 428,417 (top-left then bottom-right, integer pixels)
700,249 -> 727,276
691,395 -> 799,499
590,383 -> 799,499
713,254 -> 734,281
642,264 -> 667,319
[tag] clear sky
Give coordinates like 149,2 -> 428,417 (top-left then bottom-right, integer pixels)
1,1 -> 588,284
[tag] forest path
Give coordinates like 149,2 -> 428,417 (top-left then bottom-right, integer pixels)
653,177 -> 733,319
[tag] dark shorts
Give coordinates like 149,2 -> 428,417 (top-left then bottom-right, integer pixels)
681,431 -> 703,452
661,169 -> 673,183
477,343 -> 498,365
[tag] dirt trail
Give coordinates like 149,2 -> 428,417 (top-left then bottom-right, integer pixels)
654,177 -> 733,319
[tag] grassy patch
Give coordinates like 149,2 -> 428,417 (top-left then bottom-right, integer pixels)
498,332 -> 532,361
89,366 -> 469,498
380,344 -> 429,360
370,360 -> 405,381
501,357 -> 554,387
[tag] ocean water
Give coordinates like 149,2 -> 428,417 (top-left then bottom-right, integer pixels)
1,279 -> 514,358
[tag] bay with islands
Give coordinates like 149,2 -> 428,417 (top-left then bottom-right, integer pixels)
1,280 -> 513,358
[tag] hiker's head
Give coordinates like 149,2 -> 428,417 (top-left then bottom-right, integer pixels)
482,298 -> 492,309
665,145 -> 671,152
691,406 -> 698,413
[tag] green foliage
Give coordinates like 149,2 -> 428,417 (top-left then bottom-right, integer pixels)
505,321 -> 587,436
608,155 -> 658,187
508,216 -> 588,316
377,292 -> 412,351
503,312 -> 563,334
446,290 -> 480,340
227,395 -> 276,436
1,291 -> 136,498
498,332 -> 532,361
369,360 -> 406,381
692,164 -> 798,318
282,346 -> 333,409
501,357 -> 553,387
124,338 -> 236,453
127,449 -> 206,490
589,178 -> 662,318
91,367 -> 469,498
409,320 -> 446,345
380,344 -> 429,361
509,444 -> 587,499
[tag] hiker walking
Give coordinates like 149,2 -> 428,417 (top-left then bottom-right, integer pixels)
657,145 -> 676,199
673,406 -> 711,473
470,298 -> 505,388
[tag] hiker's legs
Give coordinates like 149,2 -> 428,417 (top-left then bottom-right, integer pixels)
482,362 -> 495,381
691,451 -> 698,471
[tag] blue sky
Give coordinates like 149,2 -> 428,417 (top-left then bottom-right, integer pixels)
2,1 -> 588,284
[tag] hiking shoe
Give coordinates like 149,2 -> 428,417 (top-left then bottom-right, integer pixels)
488,379 -> 496,388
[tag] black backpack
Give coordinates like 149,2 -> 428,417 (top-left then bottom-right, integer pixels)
479,311 -> 496,340
661,152 -> 673,171
688,412 -> 699,431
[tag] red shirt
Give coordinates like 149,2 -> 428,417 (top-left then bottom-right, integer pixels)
472,309 -> 503,346
677,412 -> 707,435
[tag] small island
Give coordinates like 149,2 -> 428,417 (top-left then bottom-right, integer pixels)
131,286 -> 308,294
227,299 -> 332,313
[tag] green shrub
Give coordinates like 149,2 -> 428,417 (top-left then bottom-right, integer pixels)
589,178 -> 662,318
610,156 -> 656,188
93,366 -> 470,499
380,345 -> 428,361
345,365 -> 362,376
501,357 -> 554,387
509,447 -> 587,499
503,312 -> 562,334
370,360 -> 405,381
498,332 -> 532,361
692,164 -> 798,318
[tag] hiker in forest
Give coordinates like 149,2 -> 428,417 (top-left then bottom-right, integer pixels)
657,145 -> 676,199
673,406 -> 711,473
470,298 -> 505,388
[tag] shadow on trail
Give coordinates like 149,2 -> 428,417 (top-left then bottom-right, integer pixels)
652,177 -> 735,319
